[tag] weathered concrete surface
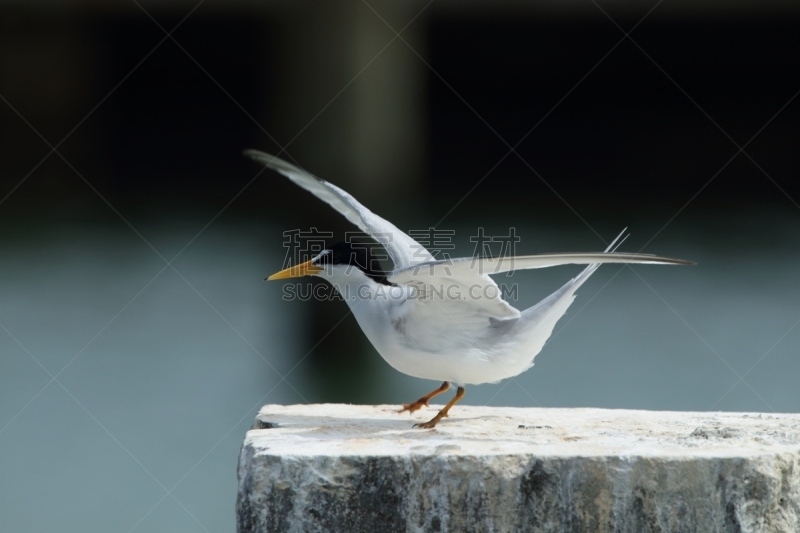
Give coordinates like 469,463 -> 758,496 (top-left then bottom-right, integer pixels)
237,404 -> 800,533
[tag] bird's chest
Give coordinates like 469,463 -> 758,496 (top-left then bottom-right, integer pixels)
347,285 -> 410,343
347,289 -> 428,351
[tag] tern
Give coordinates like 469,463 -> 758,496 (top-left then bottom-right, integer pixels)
246,150 -> 694,429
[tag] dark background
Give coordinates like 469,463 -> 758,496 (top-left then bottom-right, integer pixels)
2,4 -> 798,216
1,1 -> 799,531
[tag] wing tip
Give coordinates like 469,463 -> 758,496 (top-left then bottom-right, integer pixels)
638,255 -> 696,266
243,149 -> 281,168
604,228 -> 695,266
243,149 -> 282,170
243,149 -> 329,185
242,148 -> 264,159
612,253 -> 696,266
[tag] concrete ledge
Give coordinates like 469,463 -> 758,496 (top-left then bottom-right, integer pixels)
237,404 -> 800,532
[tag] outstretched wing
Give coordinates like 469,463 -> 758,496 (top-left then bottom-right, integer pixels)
390,252 -> 694,285
389,251 -> 693,320
244,150 -> 434,269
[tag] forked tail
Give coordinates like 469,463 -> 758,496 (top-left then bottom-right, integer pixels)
514,229 -> 631,367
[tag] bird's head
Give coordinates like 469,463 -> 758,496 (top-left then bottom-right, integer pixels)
266,241 -> 390,284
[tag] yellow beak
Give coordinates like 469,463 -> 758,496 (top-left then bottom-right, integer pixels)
266,259 -> 324,280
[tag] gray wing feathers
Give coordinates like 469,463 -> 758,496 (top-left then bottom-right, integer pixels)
389,252 -> 693,284
244,150 -> 435,269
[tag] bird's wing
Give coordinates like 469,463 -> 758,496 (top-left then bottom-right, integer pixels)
389,289 -> 518,354
389,252 -> 694,285
389,251 -> 692,320
244,150 -> 435,269
403,267 -> 523,319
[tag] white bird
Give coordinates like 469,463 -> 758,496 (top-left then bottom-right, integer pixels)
246,150 -> 694,428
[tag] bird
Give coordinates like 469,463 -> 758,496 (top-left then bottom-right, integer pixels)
245,150 -> 694,429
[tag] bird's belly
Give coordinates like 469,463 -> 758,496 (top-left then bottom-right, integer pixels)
369,323 -> 540,385
372,340 -> 536,385
349,299 -> 545,385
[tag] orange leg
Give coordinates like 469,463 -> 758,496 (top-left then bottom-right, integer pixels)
413,386 -> 466,429
398,381 -> 450,414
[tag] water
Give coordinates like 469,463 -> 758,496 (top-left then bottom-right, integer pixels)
1,211 -> 799,532
0,218 -> 308,532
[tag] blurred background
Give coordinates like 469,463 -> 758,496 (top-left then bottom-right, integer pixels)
1,0 -> 799,531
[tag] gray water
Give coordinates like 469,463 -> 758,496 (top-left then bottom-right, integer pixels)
1,212 -> 799,532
